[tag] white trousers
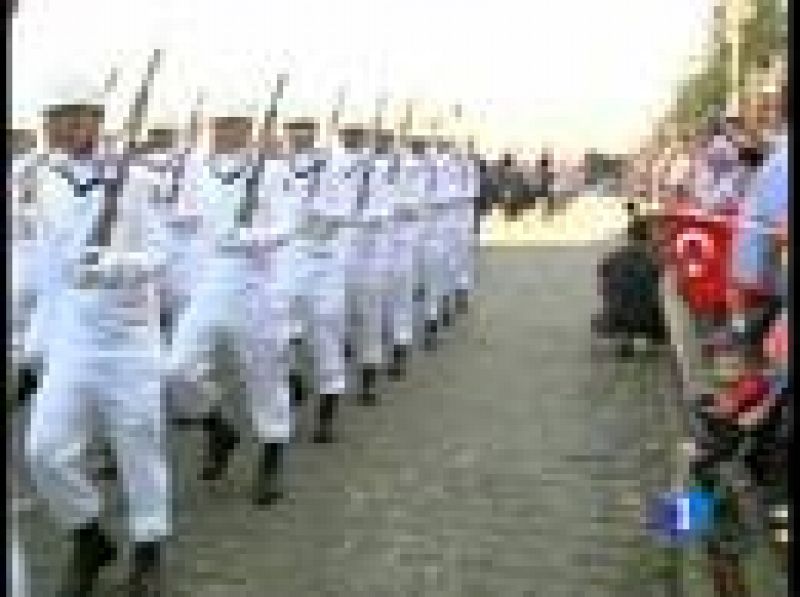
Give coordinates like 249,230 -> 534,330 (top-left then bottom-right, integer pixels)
421,210 -> 450,321
168,257 -> 293,442
445,204 -> 476,295
295,249 -> 348,396
26,350 -> 170,543
386,224 -> 417,347
348,231 -> 389,367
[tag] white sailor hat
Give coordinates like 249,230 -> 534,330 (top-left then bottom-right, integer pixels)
41,72 -> 107,119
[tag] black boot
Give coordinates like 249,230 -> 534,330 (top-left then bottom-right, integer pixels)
57,520 -> 117,597
455,289 -> 469,315
313,394 -> 340,444
199,409 -> 240,481
423,320 -> 438,351
441,298 -> 454,328
359,366 -> 378,405
289,371 -> 306,407
253,442 -> 285,507
90,441 -> 118,482
15,364 -> 40,407
343,340 -> 354,363
388,345 -> 409,380
121,540 -> 163,597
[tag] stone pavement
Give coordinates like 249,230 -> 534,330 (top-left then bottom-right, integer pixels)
11,209 -> 695,596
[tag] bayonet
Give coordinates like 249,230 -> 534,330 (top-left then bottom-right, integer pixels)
84,48 -> 165,256
236,71 -> 289,227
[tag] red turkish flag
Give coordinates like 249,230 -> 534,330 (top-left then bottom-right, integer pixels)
663,202 -> 733,318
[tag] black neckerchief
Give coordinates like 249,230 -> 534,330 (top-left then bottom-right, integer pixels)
356,156 -> 371,211
387,152 -> 402,185
292,155 -> 325,178
51,162 -> 105,198
426,156 -> 438,194
293,156 -> 328,199
210,156 -> 250,185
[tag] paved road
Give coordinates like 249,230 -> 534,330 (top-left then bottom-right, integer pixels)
12,210 -> 691,596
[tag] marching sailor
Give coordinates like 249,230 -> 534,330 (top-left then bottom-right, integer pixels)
9,127 -> 44,407
437,137 -> 461,327
339,123 -> 386,404
166,113 -> 253,484
401,135 -> 434,350
128,125 -> 187,341
168,110 -> 292,505
379,129 -> 417,379
453,139 -> 479,315
419,135 -> 449,350
284,117 -> 353,442
21,77 -> 171,595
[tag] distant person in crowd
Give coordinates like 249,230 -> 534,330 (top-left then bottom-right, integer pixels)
538,149 -> 555,215
475,154 -> 494,225
693,112 -> 749,212
499,153 -> 525,218
592,205 -> 668,355
730,78 -> 788,348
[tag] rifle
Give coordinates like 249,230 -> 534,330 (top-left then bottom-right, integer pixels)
355,95 -> 387,207
235,72 -> 289,227
165,91 -> 205,204
308,84 -> 347,191
83,48 -> 165,259
329,84 -> 348,135
387,99 -> 414,183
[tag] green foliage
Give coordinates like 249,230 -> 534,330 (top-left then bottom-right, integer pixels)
667,0 -> 787,137
739,0 -> 787,82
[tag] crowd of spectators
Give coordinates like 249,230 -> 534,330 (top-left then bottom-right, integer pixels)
629,54 -> 788,596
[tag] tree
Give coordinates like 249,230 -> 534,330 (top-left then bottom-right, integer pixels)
666,0 -> 787,137
738,0 -> 787,82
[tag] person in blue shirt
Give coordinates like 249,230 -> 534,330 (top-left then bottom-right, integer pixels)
732,129 -> 788,300
729,77 -> 787,368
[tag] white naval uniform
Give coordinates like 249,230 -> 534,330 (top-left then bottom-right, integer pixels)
9,152 -> 46,368
365,153 -> 400,356
439,151 -> 462,298
168,152 -> 295,442
380,151 -> 417,349
165,152 -> 251,421
392,152 -> 428,341
9,154 -> 31,588
136,150 -> 205,340
290,148 -> 355,396
23,155 -> 171,544
345,149 -> 388,369
421,149 -> 449,322
452,153 -> 478,295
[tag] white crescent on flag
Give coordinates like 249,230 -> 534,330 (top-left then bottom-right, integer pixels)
674,228 -> 715,279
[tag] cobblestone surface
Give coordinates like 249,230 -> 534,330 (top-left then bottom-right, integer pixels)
12,239 -> 691,596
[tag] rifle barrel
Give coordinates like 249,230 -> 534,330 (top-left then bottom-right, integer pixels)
85,48 -> 164,251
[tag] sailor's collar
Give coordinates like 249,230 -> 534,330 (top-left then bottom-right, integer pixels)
208,152 -> 252,184
49,155 -> 106,197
